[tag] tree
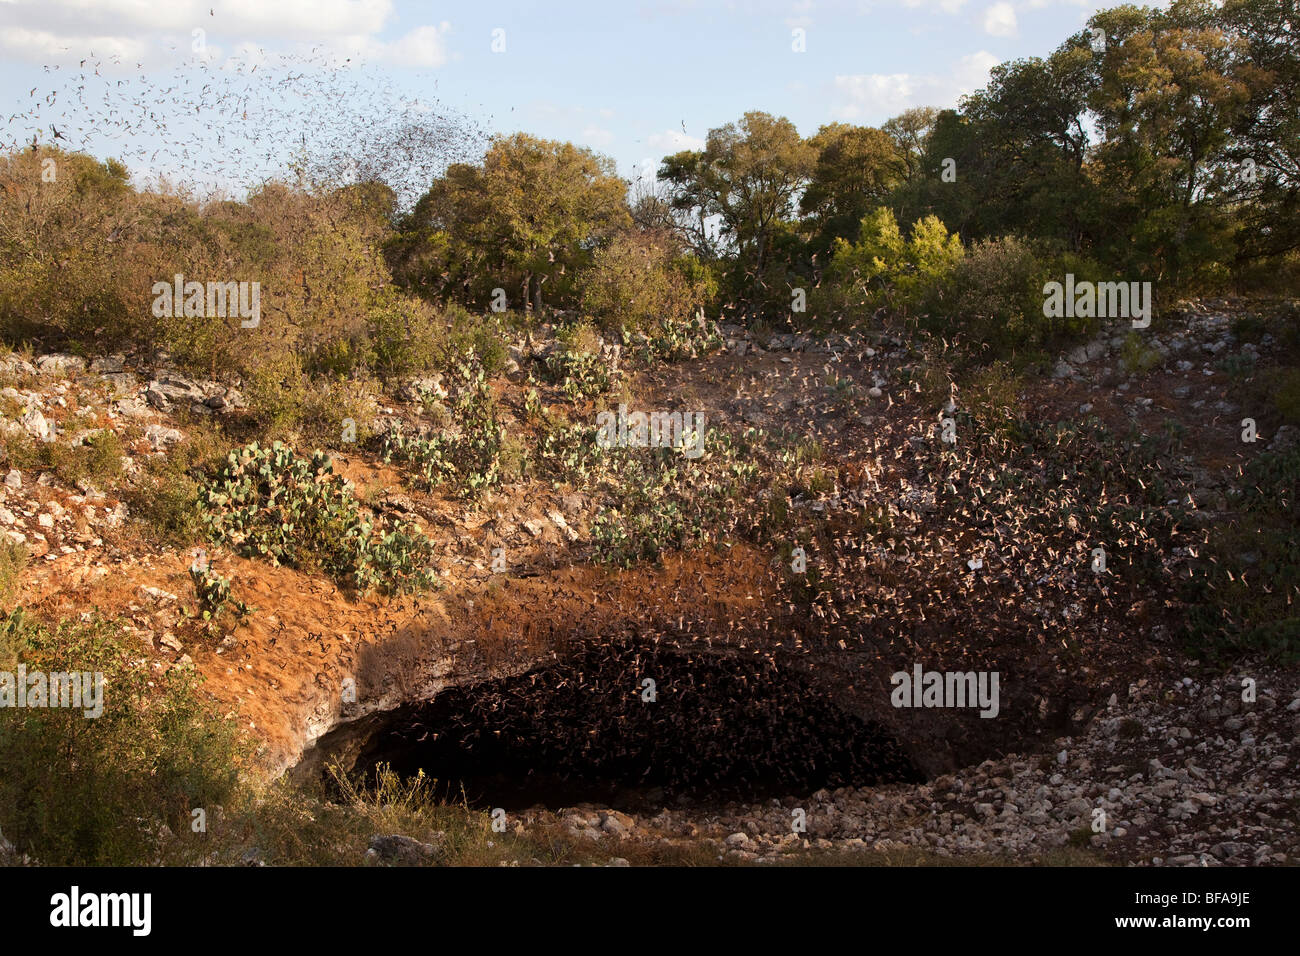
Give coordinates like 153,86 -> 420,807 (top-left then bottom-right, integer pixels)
1088,0 -> 1250,280
658,111 -> 815,292
395,133 -> 629,312
882,107 -> 939,183
1220,0 -> 1300,263
800,123 -> 904,257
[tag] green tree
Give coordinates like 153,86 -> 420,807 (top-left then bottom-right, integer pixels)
395,133 -> 629,312
801,123 -> 904,258
659,111 -> 815,295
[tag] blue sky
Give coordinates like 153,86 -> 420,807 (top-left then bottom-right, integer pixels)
0,0 -> 1145,198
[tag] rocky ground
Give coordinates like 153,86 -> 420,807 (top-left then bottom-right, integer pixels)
528,668 -> 1298,867
2,301 -> 1296,866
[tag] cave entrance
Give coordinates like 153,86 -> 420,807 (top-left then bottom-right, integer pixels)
344,640 -> 921,813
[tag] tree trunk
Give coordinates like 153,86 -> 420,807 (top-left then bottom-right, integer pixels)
534,274 -> 547,314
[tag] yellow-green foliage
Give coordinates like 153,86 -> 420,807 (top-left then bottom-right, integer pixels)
828,207 -> 964,315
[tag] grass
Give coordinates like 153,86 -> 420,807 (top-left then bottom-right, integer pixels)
3,427 -> 124,491
0,538 -> 27,605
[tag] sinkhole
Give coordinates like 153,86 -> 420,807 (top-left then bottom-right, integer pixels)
342,640 -> 922,812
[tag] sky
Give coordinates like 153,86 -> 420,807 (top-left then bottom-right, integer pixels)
0,0 -> 1149,199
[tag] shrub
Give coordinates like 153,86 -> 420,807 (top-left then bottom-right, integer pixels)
126,425 -> 228,548
440,303 -> 510,376
1266,367 -> 1300,425
0,538 -> 26,606
0,608 -> 244,865
1183,447 -> 1300,662
198,441 -> 436,594
367,293 -> 444,382
826,208 -> 964,317
939,236 -> 1046,358
381,350 -> 506,499
578,232 -> 705,338
546,321 -> 612,401
187,563 -> 248,624
4,428 -> 125,492
1120,332 -> 1163,375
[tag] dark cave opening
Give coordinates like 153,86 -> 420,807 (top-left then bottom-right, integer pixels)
345,640 -> 922,813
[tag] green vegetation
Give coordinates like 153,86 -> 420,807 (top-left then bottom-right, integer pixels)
4,427 -> 124,491
1185,447 -> 1300,661
380,351 -> 506,499
0,609 -> 244,865
0,538 -> 26,606
198,441 -> 437,594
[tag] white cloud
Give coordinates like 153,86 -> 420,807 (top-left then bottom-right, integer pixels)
581,125 -> 615,148
0,0 -> 414,65
898,0 -> 968,13
647,129 -> 705,152
376,22 -> 451,67
0,25 -> 150,60
831,50 -> 999,121
0,0 -> 394,39
982,2 -> 1018,37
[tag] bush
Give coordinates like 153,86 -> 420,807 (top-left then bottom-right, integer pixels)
440,303 -> 510,376
1266,367 -> 1300,425
126,424 -> 228,548
381,350 -> 506,499
198,441 -> 437,594
939,236 -> 1047,358
0,609 -> 245,865
826,208 -> 964,318
367,293 -> 444,383
1183,447 -> 1300,662
0,538 -> 26,606
546,321 -> 612,401
578,232 -> 705,338
4,428 -> 125,491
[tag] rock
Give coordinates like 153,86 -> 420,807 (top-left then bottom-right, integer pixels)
547,509 -> 579,542
366,833 -> 442,865
144,423 -> 184,451
113,397 -> 151,419
20,407 -> 55,442
399,375 -> 447,402
99,372 -> 138,394
240,847 -> 265,867
90,355 -> 126,374
600,812 -> 632,837
3,470 -> 19,490
1271,425 -> 1298,453
37,513 -> 53,529
0,357 -> 36,376
35,354 -> 87,375
724,832 -> 751,848
145,386 -> 170,410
